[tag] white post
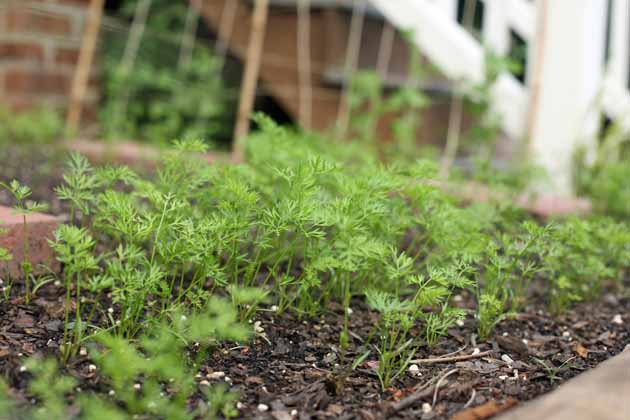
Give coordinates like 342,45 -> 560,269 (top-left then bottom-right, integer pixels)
434,0 -> 457,20
483,0 -> 509,55
528,0 -> 607,193
602,0 -> 630,129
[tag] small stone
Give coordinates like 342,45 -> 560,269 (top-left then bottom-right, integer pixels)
502,332 -> 509,336
225,376 -> 232,382
408,364 -> 420,374
199,380 -> 210,386
290,409 -> 298,416
88,364 -> 96,372
421,403 -> 432,414
612,314 -> 623,325
79,347 -> 87,356
501,354 -> 514,364
207,371 -> 225,380
133,383 -> 141,390
257,403 -> 269,412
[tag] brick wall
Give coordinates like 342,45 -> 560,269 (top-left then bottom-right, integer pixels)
0,0 -> 98,122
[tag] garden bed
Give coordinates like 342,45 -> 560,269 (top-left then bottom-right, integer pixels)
1,283 -> 628,419
1,134 -> 629,419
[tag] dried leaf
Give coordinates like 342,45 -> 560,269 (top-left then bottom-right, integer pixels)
451,398 -> 518,420
573,342 -> 588,358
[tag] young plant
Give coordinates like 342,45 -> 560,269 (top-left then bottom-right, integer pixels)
0,180 -> 48,302
89,297 -> 249,419
48,225 -> 99,361
365,289 -> 417,390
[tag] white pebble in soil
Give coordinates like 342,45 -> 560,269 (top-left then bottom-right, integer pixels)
207,371 -> 226,380
422,403 -> 432,414
612,314 -> 624,325
257,403 -> 269,412
501,354 -> 514,365
408,364 -> 420,375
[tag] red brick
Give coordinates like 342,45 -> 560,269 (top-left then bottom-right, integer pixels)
0,206 -> 61,279
6,9 -> 73,36
0,42 -> 44,63
53,0 -> 91,6
4,70 -> 71,95
66,140 -> 232,168
54,47 -> 79,66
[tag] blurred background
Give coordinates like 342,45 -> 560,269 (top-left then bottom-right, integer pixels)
1,0 -> 629,214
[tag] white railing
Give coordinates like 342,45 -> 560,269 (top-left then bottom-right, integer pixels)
370,0 -> 625,193
603,0 -> 630,131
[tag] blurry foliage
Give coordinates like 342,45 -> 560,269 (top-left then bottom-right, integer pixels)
575,119 -> 630,218
0,106 -> 63,145
99,0 -> 234,147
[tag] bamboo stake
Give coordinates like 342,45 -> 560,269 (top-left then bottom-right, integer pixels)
439,0 -> 477,178
337,0 -> 367,134
232,0 -> 269,162
376,22 -> 395,79
216,0 -> 239,76
178,0 -> 202,69
115,0 -> 152,126
120,0 -> 152,74
65,0 -> 105,135
297,0 -> 313,130
524,0 -> 549,146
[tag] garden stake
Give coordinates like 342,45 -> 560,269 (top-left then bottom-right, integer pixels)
66,0 -> 105,135
233,0 -> 270,162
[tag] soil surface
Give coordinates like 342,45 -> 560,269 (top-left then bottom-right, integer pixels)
2,144 -> 630,419
1,282 -> 628,419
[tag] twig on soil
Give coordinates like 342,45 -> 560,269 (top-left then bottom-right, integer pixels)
410,350 -> 495,365
383,368 -> 448,414
438,345 -> 467,359
432,368 -> 459,407
463,388 -> 477,409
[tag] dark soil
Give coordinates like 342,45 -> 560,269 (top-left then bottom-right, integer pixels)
1,281 -> 628,419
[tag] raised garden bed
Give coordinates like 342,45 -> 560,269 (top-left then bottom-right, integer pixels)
1,136 -> 628,419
